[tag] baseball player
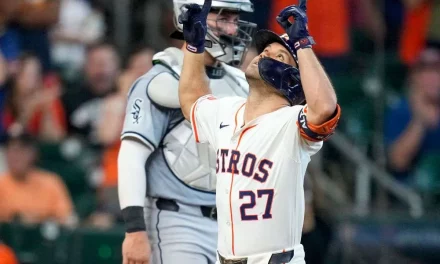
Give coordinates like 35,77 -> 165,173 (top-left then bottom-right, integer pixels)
178,0 -> 340,263
118,1 -> 256,264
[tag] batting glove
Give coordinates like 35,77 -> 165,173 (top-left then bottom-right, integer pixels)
178,0 -> 212,53
276,0 -> 315,51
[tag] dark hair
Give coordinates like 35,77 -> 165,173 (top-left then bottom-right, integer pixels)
5,128 -> 37,148
5,52 -> 41,119
124,45 -> 155,68
129,45 -> 154,58
17,52 -> 39,65
86,40 -> 118,56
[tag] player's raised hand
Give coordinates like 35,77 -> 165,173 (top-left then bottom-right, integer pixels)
178,0 -> 212,53
276,0 -> 315,51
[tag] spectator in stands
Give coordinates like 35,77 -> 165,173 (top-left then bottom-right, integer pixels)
399,0 -> 440,65
86,47 -> 154,228
97,47 -> 153,150
385,48 -> 440,180
124,47 -> 155,79
0,242 -> 18,264
0,0 -> 20,75
0,53 -> 7,145
61,42 -> 120,147
0,53 -> 6,88
11,0 -> 61,73
0,129 -> 75,226
51,0 -> 105,81
2,53 -> 66,142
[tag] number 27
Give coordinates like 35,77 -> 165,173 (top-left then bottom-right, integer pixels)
239,189 -> 274,221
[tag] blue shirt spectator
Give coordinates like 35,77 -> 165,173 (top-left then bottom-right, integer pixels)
0,28 -> 20,62
11,0 -> 61,73
385,98 -> 440,180
385,48 -> 440,181
15,26 -> 52,73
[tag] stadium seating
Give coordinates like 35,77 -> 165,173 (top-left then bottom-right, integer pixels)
37,142 -> 97,219
0,222 -> 124,264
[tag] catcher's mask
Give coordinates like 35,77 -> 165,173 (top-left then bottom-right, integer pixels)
254,30 -> 305,106
171,0 -> 256,67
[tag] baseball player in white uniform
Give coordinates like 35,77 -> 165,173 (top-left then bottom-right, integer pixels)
118,1 -> 256,264
178,0 -> 341,263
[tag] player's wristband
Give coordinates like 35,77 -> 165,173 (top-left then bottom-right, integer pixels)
186,43 -> 205,54
294,36 -> 316,51
121,206 -> 146,233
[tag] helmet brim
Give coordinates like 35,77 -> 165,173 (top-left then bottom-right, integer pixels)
254,30 -> 296,61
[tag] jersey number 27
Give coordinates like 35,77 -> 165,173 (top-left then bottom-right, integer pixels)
239,189 -> 274,220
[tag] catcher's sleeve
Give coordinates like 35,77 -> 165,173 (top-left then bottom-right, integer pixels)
118,139 -> 152,209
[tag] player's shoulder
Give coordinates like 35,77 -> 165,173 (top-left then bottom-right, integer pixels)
146,68 -> 180,109
197,94 -> 245,109
127,63 -> 180,109
220,95 -> 246,105
290,104 -> 305,116
214,96 -> 247,112
141,47 -> 184,108
152,47 -> 184,72
276,104 -> 305,121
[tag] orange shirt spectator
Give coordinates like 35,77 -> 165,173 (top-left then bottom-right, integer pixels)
0,130 -> 73,225
0,243 -> 19,264
0,170 -> 73,224
269,0 -> 350,57
102,141 -> 121,187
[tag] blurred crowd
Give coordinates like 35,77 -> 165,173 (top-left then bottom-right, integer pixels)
0,0 -> 439,263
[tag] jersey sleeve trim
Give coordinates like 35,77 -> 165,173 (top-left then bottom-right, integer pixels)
189,94 -> 217,143
190,101 -> 200,143
120,131 -> 156,151
297,104 -> 341,142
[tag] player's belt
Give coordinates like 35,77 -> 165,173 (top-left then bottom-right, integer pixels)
155,198 -> 217,221
218,250 -> 294,264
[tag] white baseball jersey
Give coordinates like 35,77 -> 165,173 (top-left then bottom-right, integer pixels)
190,94 -> 327,261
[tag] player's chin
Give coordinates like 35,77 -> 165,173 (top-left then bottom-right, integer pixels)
244,63 -> 261,80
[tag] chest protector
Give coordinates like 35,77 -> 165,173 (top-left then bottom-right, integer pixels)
150,48 -> 249,191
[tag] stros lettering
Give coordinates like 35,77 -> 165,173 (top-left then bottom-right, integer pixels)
216,149 -> 274,183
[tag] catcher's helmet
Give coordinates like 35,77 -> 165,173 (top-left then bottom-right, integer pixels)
254,30 -> 305,106
172,0 -> 257,67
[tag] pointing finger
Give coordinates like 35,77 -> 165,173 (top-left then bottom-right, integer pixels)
299,0 -> 307,12
276,15 -> 292,29
202,0 -> 212,14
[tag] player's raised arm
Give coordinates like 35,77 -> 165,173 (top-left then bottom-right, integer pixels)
276,0 -> 338,125
178,0 -> 212,120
